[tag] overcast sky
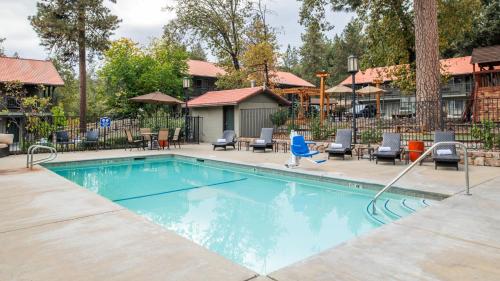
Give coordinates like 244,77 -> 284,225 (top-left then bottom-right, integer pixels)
0,0 -> 353,60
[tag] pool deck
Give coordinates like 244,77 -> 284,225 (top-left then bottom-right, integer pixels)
1,144 -> 500,280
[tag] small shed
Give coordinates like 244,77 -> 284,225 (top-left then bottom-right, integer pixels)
188,87 -> 290,142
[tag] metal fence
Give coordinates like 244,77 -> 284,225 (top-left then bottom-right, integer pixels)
1,114 -> 202,154
239,98 -> 500,150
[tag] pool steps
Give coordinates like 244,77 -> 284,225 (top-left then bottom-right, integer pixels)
366,198 -> 431,225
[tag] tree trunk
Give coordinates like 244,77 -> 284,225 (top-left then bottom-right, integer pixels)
78,3 -> 87,133
414,0 -> 441,131
231,53 -> 240,71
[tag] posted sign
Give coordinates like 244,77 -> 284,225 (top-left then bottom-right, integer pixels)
100,117 -> 111,128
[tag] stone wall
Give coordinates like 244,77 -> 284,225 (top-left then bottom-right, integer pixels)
459,150 -> 500,167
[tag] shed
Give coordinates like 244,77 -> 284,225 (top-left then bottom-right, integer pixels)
188,87 -> 290,142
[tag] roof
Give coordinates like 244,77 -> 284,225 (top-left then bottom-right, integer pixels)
340,56 -> 474,85
272,71 -> 315,87
471,45 -> 500,65
187,87 -> 290,108
187,60 -> 226,78
0,57 -> 64,86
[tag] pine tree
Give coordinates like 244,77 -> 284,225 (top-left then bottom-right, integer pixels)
280,44 -> 300,74
189,43 -> 207,61
30,0 -> 120,131
299,20 -> 328,86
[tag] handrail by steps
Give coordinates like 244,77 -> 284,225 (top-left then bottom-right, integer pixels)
26,145 -> 58,169
372,141 -> 470,214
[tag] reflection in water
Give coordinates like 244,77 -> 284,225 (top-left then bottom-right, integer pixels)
51,159 -> 388,274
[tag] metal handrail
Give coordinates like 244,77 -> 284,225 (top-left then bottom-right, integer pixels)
26,145 -> 57,169
372,141 -> 470,214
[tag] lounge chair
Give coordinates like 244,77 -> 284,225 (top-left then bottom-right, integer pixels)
171,128 -> 181,148
433,131 -> 460,170
373,133 -> 403,165
157,128 -> 169,149
0,133 -> 13,157
83,130 -> 99,150
249,128 -> 274,152
125,129 -> 145,151
212,130 -> 236,150
325,129 -> 352,159
56,131 -> 75,152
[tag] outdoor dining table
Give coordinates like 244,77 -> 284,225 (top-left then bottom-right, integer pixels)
140,132 -> 158,150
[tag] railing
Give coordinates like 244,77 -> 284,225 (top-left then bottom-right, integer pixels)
371,141 -> 470,214
26,145 -> 57,169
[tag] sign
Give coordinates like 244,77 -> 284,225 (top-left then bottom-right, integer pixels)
100,117 -> 111,128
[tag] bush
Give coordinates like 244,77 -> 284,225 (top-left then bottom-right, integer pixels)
269,109 -> 288,127
471,120 -> 497,150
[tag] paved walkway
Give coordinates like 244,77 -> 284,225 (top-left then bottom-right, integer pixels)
1,145 -> 499,280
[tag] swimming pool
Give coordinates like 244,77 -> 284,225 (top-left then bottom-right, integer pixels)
46,156 -> 432,274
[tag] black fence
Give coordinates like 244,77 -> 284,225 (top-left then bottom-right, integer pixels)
240,98 -> 500,150
1,114 -> 202,154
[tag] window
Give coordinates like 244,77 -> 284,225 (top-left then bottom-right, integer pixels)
194,79 -> 202,89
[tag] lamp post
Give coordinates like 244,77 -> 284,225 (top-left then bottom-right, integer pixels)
183,77 -> 191,142
348,55 -> 359,144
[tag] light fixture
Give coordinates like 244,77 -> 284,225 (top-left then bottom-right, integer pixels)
347,55 -> 359,73
183,77 -> 191,89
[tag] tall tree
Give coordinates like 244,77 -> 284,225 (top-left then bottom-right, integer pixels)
169,0 -> 252,71
299,19 -> 329,86
0,37 -> 5,56
189,43 -> 207,61
414,0 -> 441,130
30,0 -> 120,131
280,44 -> 300,74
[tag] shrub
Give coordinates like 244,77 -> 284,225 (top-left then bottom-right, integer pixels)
471,120 -> 497,150
269,109 -> 288,127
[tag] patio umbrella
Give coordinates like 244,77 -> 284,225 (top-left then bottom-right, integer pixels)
129,91 -> 184,105
356,85 -> 386,118
325,84 -> 352,94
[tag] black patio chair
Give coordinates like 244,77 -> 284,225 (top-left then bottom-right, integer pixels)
212,130 -> 236,150
325,129 -> 353,160
83,130 -> 99,151
56,131 -> 75,152
433,131 -> 460,170
373,133 -> 403,165
249,128 -> 274,152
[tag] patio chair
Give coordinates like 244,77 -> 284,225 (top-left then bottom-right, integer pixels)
373,133 -> 403,165
249,128 -> 274,152
171,128 -> 182,148
125,129 -> 145,151
0,133 -> 14,158
433,131 -> 460,170
325,129 -> 352,160
83,130 -> 99,151
157,128 -> 169,150
56,131 -> 75,152
212,130 -> 236,150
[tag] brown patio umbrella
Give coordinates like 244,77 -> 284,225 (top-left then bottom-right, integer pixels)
356,86 -> 387,118
129,91 -> 184,105
325,84 -> 352,94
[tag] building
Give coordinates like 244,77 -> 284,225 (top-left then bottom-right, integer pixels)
187,59 -> 315,97
470,45 -> 500,121
339,56 -> 474,118
188,87 -> 290,142
0,57 -> 64,141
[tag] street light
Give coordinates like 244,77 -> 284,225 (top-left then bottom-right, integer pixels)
183,77 -> 191,142
348,55 -> 359,144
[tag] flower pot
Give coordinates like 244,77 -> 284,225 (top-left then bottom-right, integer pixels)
408,140 -> 425,162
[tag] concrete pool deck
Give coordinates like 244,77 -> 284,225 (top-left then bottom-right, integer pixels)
1,145 -> 500,280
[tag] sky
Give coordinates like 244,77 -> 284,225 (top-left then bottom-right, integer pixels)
0,0 -> 353,61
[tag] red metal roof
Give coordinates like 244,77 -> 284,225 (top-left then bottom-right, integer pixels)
272,71 -> 315,87
188,60 -> 226,78
187,87 -> 290,108
340,56 -> 473,85
0,57 -> 64,86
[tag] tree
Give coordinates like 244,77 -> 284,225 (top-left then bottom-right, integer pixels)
280,44 -> 300,74
0,37 -> 5,56
30,0 -> 120,131
169,0 -> 252,71
52,58 -> 79,115
99,38 -> 188,116
189,42 -> 207,61
299,19 -> 329,86
414,0 -> 441,131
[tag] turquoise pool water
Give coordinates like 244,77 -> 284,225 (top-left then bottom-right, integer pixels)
47,157 -> 427,274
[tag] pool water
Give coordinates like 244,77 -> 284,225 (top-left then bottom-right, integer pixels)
48,157 -> 428,274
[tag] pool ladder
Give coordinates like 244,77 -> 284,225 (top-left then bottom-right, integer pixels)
371,141 -> 470,214
27,145 -> 58,169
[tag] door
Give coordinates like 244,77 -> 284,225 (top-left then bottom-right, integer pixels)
223,106 -> 234,131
